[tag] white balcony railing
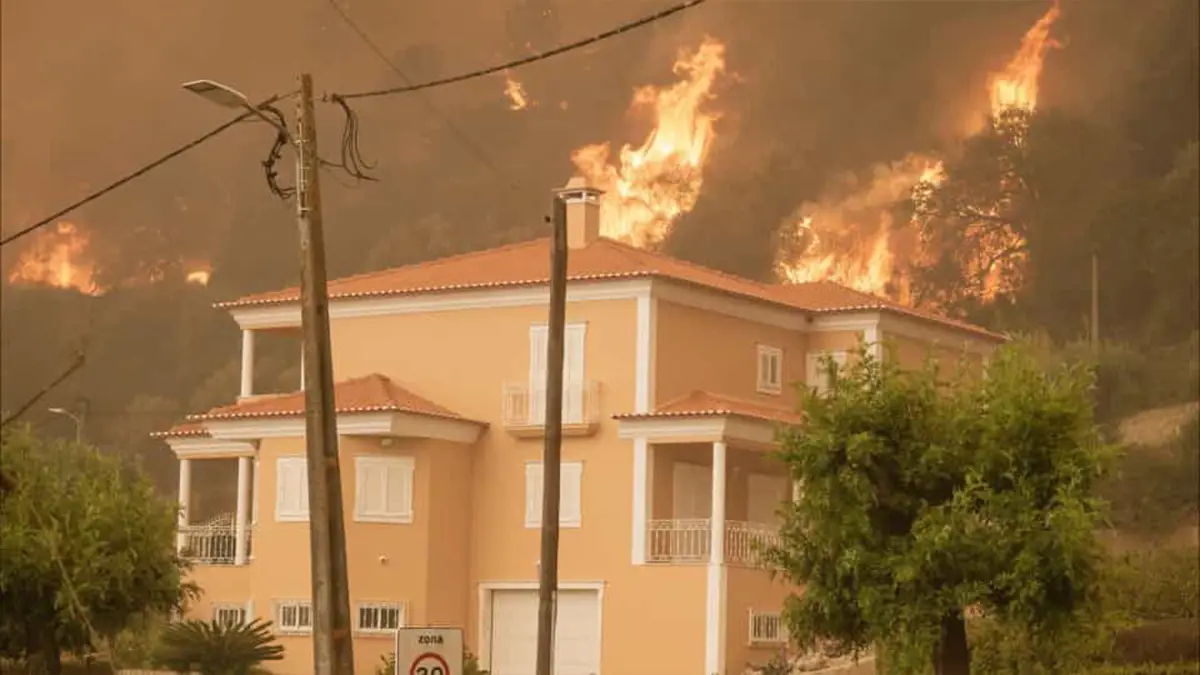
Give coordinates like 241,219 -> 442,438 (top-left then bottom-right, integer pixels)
178,513 -> 252,566
501,380 -> 601,436
646,519 -> 780,567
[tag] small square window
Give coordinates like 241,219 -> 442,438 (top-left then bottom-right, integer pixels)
212,604 -> 246,627
757,345 -> 783,394
356,602 -> 405,634
275,600 -> 313,633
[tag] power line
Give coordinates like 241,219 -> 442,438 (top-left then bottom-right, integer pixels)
324,0 -> 520,191
331,0 -> 709,101
1,112 -> 254,248
0,350 -> 86,429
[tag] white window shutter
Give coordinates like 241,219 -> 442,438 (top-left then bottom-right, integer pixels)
563,324 -> 587,423
560,462 -> 583,527
276,458 -> 309,521
384,461 -> 413,520
524,463 -> 544,528
528,326 -> 549,424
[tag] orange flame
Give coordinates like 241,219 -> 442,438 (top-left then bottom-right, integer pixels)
6,222 -> 103,295
776,3 -> 1060,303
185,260 -> 213,286
504,72 -> 532,111
572,38 -> 726,247
988,1 -> 1062,116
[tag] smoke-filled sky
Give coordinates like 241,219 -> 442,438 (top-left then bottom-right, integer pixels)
0,0 -> 1191,289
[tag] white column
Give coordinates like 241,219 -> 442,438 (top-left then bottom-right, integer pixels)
234,456 -> 251,565
631,438 -> 653,565
299,345 -> 306,391
705,441 -> 728,675
864,324 -> 882,362
240,330 -> 255,398
176,458 -> 192,553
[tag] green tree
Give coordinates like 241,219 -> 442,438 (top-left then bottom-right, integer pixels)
0,425 -> 192,673
768,343 -> 1113,674
153,618 -> 284,675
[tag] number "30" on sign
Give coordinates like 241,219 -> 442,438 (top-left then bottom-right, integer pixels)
409,653 -> 449,675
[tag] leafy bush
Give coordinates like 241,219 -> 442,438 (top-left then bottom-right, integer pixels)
376,649 -> 488,675
1109,548 -> 1200,621
1110,619 -> 1200,666
154,618 -> 284,675
1081,664 -> 1200,675
1102,415 -> 1199,535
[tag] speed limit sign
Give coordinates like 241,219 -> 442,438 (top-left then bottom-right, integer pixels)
395,627 -> 463,675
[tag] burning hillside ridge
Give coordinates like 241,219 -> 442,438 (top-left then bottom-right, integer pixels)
572,38 -> 726,248
5,220 -> 213,295
775,1 -> 1062,303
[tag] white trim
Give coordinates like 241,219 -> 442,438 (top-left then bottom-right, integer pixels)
476,580 -> 606,675
756,344 -> 784,395
229,279 -> 653,329
234,456 -> 251,565
201,411 -> 483,444
167,437 -> 256,459
240,330 -> 255,397
631,437 -> 650,565
809,313 -> 880,333
635,289 -> 654,414
353,455 -> 415,524
652,279 -> 808,331
863,324 -> 882,362
616,416 -> 781,447
706,439 -> 728,675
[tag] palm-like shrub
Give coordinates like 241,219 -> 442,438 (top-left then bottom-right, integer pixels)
154,618 -> 284,675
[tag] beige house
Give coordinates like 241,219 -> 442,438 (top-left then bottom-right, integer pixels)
157,178 -> 1004,675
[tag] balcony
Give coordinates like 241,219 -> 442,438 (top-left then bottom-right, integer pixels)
501,380 -> 601,438
646,519 -> 780,567
178,513 -> 253,566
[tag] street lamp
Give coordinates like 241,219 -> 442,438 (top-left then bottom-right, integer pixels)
48,407 -> 83,444
181,79 -> 292,140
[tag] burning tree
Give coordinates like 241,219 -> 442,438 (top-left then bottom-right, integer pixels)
767,343 -> 1113,675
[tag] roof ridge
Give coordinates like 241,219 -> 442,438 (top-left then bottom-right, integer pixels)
600,238 -> 778,292
696,389 -> 795,412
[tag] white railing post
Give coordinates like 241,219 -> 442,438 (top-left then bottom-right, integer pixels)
176,458 -> 192,553
234,456 -> 251,565
240,330 -> 255,398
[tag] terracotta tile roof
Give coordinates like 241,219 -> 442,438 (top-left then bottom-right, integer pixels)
216,236 -> 1004,341
180,374 -> 482,424
613,390 -> 803,425
150,421 -> 210,439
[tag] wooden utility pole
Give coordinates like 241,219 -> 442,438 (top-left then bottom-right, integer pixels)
295,73 -> 355,675
1090,250 -> 1100,356
535,195 -> 568,675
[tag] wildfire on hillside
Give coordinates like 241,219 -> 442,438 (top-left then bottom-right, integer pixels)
774,2 -> 1061,303
5,222 -> 103,295
572,38 -> 726,248
504,72 -> 532,111
6,221 -> 216,294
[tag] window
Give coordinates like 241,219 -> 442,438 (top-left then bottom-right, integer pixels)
275,600 -> 313,633
275,457 -> 309,522
524,461 -> 583,528
356,602 -> 405,634
354,456 -> 415,524
757,345 -> 783,394
805,350 -> 848,395
528,323 -> 588,424
749,609 -> 787,644
212,603 -> 246,627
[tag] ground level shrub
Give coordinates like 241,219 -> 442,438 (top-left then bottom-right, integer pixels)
1110,618 -> 1200,665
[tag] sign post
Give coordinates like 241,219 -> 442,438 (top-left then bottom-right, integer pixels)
394,627 -> 463,675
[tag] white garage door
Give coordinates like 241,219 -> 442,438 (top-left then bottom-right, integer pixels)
488,589 -> 600,675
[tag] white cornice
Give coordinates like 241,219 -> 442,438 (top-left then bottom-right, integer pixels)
201,411 -> 483,444
167,438 -> 258,459
616,415 -> 781,447
229,279 -> 653,330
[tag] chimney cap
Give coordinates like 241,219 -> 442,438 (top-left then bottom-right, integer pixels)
555,175 -> 605,199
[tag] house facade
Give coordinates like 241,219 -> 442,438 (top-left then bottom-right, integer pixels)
157,177 -> 1004,675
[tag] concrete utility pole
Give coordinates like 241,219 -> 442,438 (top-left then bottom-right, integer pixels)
295,73 -> 355,675
535,195 -> 569,675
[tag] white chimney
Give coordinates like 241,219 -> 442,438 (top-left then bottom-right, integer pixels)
555,176 -> 605,249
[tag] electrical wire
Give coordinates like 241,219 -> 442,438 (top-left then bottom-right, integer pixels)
330,0 -> 708,101
1,94 -> 291,249
324,0 -> 520,191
